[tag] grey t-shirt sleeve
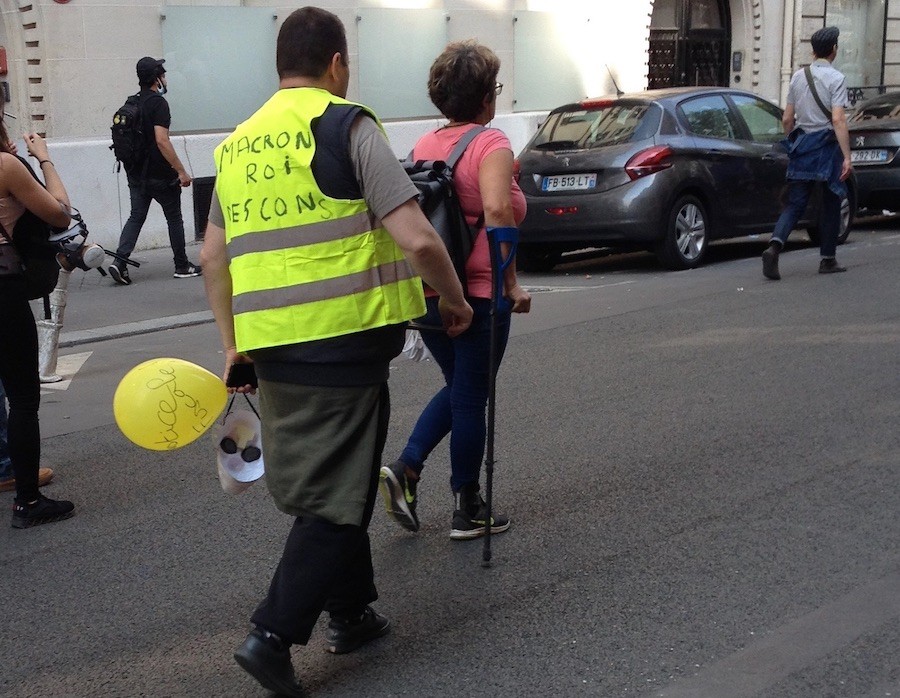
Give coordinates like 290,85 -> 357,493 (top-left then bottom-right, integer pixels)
830,74 -> 850,108
348,115 -> 418,220
208,188 -> 225,228
786,71 -> 800,107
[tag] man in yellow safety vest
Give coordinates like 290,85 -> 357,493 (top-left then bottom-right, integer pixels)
201,7 -> 472,696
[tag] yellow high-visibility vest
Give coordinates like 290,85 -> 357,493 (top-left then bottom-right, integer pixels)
214,87 -> 425,353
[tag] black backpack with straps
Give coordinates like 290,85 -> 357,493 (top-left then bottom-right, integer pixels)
110,93 -> 148,175
401,126 -> 486,287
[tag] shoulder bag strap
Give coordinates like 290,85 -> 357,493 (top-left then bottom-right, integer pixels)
407,125 -> 489,164
804,66 -> 833,120
445,125 -> 490,230
445,125 -> 487,170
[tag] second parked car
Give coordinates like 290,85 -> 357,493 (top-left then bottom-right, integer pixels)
848,91 -> 900,213
516,87 -> 854,271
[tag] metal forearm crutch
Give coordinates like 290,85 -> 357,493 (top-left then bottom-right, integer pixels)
483,225 -> 518,567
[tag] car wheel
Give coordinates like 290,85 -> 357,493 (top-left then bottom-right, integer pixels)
655,194 -> 709,270
807,191 -> 854,246
517,245 -> 561,273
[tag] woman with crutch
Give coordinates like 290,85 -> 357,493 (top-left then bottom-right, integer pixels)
379,40 -> 531,539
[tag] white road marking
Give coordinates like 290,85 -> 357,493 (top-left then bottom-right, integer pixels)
655,570 -> 900,697
40,351 -> 93,393
526,280 -> 639,293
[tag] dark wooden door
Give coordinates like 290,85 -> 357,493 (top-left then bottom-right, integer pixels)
648,0 -> 730,89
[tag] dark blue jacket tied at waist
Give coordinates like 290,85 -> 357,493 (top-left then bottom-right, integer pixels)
781,127 -> 846,198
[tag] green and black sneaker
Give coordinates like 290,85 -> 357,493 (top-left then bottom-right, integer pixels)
450,483 -> 510,540
379,460 -> 419,532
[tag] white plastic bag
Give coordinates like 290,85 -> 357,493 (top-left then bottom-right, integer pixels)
401,329 -> 433,362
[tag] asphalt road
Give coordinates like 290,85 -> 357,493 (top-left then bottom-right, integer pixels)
1,225 -> 898,697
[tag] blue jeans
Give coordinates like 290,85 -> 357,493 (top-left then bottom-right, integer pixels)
115,177 -> 189,268
772,181 -> 842,258
0,379 -> 10,479
400,297 -> 511,492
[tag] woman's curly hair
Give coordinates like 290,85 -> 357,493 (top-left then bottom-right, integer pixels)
427,41 -> 500,122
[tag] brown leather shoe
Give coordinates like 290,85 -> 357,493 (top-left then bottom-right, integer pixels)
0,467 -> 54,493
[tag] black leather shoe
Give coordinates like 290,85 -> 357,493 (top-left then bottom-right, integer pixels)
234,628 -> 304,697
762,246 -> 781,280
819,258 -> 847,274
325,606 -> 390,654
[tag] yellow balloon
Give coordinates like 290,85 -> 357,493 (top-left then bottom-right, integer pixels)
113,358 -> 228,451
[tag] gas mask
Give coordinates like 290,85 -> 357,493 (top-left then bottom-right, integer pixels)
50,209 -> 105,272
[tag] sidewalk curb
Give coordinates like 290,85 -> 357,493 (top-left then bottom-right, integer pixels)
59,311 -> 214,348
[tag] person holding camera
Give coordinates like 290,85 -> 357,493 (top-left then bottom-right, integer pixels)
0,120 -> 75,528
108,57 -> 201,285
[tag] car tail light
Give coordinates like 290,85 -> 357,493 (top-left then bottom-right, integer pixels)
545,206 -> 578,216
624,145 -> 674,181
579,98 -> 615,109
513,158 -> 521,183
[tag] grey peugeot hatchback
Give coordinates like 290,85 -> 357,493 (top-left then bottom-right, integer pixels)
516,87 -> 854,271
848,91 -> 900,213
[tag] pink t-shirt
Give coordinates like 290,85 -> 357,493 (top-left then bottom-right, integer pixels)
413,125 -> 526,299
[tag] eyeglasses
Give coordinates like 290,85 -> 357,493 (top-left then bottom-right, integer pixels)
494,82 -> 503,95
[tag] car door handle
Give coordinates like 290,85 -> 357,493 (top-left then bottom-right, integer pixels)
762,153 -> 781,160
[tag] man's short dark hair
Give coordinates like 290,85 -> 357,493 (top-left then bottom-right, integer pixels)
811,26 -> 840,59
277,7 -> 348,80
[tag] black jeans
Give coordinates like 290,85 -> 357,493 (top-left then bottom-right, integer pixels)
116,177 -> 189,268
250,383 -> 389,645
0,274 -> 42,501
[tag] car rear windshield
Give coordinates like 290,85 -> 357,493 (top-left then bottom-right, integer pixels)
851,97 -> 900,122
531,102 -> 661,150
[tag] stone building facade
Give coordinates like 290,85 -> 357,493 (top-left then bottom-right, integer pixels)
0,0 -> 896,250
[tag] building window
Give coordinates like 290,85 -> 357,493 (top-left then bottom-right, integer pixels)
691,0 -> 724,29
648,0 -> 730,88
826,0 -> 887,88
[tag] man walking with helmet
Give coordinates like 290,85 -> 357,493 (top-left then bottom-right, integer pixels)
108,57 -> 201,285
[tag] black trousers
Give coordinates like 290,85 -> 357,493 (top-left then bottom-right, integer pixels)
116,177 -> 189,268
0,274 -> 42,501
250,383 -> 389,645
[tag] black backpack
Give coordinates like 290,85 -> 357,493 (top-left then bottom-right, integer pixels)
110,93 -> 148,174
0,157 -> 61,314
401,126 -> 486,287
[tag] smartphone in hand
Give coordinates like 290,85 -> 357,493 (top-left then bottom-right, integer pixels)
226,361 -> 258,389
